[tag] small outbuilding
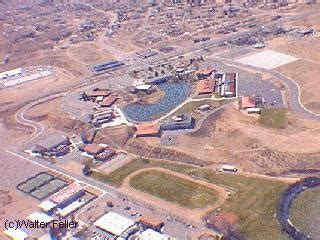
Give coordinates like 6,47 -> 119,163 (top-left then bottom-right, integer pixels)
196,79 -> 215,95
94,212 -> 137,239
139,216 -> 164,231
135,123 -> 162,138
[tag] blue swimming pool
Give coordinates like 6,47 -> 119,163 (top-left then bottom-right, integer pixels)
123,82 -> 191,122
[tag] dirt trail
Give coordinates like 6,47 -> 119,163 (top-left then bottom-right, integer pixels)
119,167 -> 228,221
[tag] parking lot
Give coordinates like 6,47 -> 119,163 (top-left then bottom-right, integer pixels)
205,59 -> 284,108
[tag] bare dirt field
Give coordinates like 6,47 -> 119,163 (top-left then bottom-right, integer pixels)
0,150 -> 44,239
285,7 -> 320,29
266,35 -> 320,113
268,37 -> 320,64
24,97 -> 86,135
67,42 -> 115,65
276,59 -> 320,113
0,67 -> 80,112
145,104 -> 320,174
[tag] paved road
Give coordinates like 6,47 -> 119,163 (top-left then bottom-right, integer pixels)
15,93 -> 66,145
217,57 -> 320,121
7,96 -> 213,238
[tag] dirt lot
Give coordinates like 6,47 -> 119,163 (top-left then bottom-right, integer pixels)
145,104 -> 320,174
0,67 -> 80,112
277,59 -> 320,113
24,97 -> 86,135
285,6 -> 320,29
0,149 -> 44,240
67,42 -> 115,65
266,33 -> 320,113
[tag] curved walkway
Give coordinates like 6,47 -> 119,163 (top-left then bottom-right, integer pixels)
119,167 -> 228,221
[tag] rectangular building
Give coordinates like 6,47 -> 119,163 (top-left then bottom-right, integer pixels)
145,73 -> 173,85
196,68 -> 215,80
86,90 -> 111,101
135,123 -> 162,137
139,216 -> 164,231
241,96 -> 256,109
94,212 -> 137,239
196,79 -> 215,95
137,229 -> 175,240
32,134 -> 71,157
161,114 -> 195,131
84,143 -> 116,161
0,68 -> 23,80
100,96 -> 118,107
84,143 -> 106,156
50,183 -> 84,207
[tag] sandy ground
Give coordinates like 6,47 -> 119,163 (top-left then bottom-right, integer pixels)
266,36 -> 320,113
0,149 -> 44,239
277,59 -> 320,113
0,67 -> 78,111
268,37 -> 320,64
24,97 -> 85,136
146,103 -> 320,174
67,42 -> 115,65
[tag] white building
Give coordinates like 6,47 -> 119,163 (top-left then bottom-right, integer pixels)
94,212 -> 137,238
137,229 -> 175,240
4,228 -> 28,240
0,68 -> 23,79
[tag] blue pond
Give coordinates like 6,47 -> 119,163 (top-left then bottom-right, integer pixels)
123,83 -> 191,122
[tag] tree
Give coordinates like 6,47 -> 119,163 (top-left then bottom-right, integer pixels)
83,158 -> 94,176
206,212 -> 243,239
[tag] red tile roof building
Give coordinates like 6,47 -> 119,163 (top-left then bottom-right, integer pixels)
50,183 -> 84,206
139,216 -> 165,231
196,79 -> 215,95
135,124 -> 161,137
241,96 -> 256,109
84,144 -> 106,156
196,68 -> 215,79
86,90 -> 110,98
100,96 -> 118,107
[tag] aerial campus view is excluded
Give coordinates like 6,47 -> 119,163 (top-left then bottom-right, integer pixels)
1,0 -> 320,240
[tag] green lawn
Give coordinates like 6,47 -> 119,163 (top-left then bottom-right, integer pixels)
90,158 -> 194,187
290,186 -> 320,239
129,170 -> 219,209
175,99 -> 231,115
186,169 -> 289,240
91,158 -> 289,239
259,108 -> 288,129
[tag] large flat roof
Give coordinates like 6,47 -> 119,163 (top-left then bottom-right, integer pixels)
50,182 -> 83,204
94,212 -> 135,236
36,134 -> 69,150
28,211 -> 53,223
4,228 -> 28,240
38,200 -> 57,212
136,123 -> 161,136
196,79 -> 214,94
241,96 -> 256,109
138,229 -> 172,240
